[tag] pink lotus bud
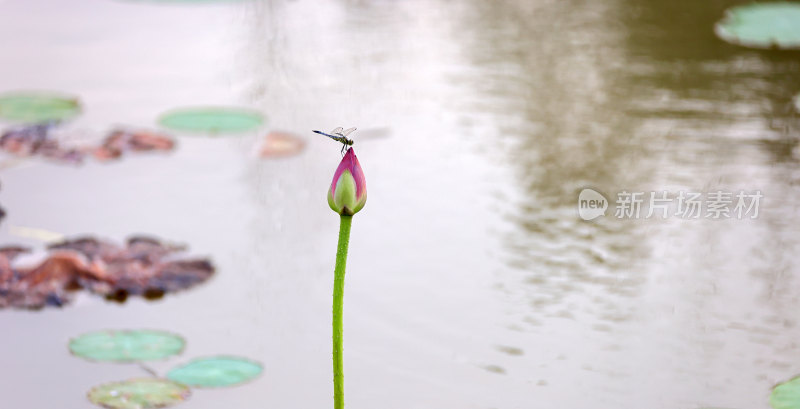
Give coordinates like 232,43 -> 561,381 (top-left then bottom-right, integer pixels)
328,148 -> 367,216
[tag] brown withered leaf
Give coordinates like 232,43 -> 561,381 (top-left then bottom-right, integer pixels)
0,124 -> 174,165
259,131 -> 306,158
0,248 -> 89,309
0,123 -> 84,164
93,129 -> 175,161
0,236 -> 214,309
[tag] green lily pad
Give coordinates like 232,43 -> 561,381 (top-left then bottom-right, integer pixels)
0,92 -> 81,123
167,356 -> 263,387
69,330 -> 185,362
88,378 -> 190,409
158,107 -> 264,134
715,2 -> 800,50
772,376 -> 800,409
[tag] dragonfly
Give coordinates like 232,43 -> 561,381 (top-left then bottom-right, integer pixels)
313,127 -> 356,154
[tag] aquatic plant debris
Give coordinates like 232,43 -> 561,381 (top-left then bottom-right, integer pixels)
0,122 -> 176,165
0,122 -> 85,164
0,246 -> 81,308
771,376 -> 800,409
87,378 -> 190,409
166,356 -> 263,387
0,235 -> 214,309
259,131 -> 306,158
8,225 -> 64,243
49,236 -> 215,301
93,128 -> 175,161
715,2 -> 800,49
0,92 -> 81,123
158,107 -> 264,134
70,330 -> 185,362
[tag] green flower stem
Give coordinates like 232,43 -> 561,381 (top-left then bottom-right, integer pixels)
333,214 -> 352,409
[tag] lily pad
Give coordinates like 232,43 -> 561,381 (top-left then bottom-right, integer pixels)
70,330 -> 185,362
715,2 -> 800,50
0,92 -> 81,123
158,107 -> 264,134
167,356 -> 263,387
772,376 -> 800,409
88,378 -> 190,409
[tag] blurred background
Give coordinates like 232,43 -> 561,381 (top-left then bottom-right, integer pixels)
1,0 -> 800,408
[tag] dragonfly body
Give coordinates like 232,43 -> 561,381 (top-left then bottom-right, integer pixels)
313,127 -> 356,154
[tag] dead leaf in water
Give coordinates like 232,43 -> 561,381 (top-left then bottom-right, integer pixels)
259,131 -> 305,158
0,235 -> 214,309
93,128 -> 175,161
0,122 -> 84,164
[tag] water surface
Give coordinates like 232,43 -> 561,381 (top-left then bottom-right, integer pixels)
1,0 -> 799,408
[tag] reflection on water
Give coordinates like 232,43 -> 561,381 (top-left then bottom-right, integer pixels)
0,0 -> 799,408
451,0 -> 800,407
454,0 -> 652,320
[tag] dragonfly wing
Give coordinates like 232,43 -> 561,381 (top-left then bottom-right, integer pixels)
331,127 -> 344,135
341,127 -> 356,136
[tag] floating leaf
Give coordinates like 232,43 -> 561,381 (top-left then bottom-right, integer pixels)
0,247 -> 77,309
158,107 -> 264,134
1,236 -> 214,309
88,378 -> 190,409
0,122 -> 85,164
8,225 -> 65,243
259,131 -> 306,158
49,235 -> 215,301
0,92 -> 81,123
772,376 -> 800,409
715,3 -> 800,50
93,129 -> 175,161
167,356 -> 263,387
70,330 -> 185,362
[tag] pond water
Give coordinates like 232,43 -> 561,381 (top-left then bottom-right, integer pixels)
1,0 -> 800,408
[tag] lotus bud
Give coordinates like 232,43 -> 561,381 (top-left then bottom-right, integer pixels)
328,148 -> 366,216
